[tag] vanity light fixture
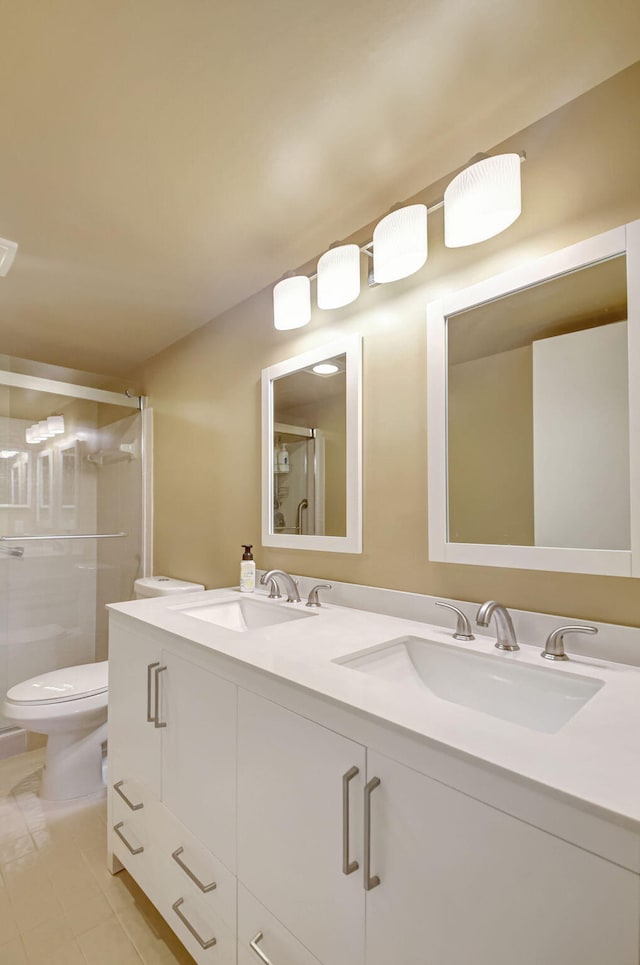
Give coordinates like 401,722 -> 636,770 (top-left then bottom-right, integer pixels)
273,275 -> 312,330
0,450 -> 19,458
272,151 -> 525,328
444,153 -> 522,248
25,415 -> 65,444
312,362 -> 339,375
317,244 -> 361,310
373,204 -> 428,283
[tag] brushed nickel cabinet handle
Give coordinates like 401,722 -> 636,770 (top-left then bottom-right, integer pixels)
154,665 -> 167,728
113,821 -> 143,855
146,661 -> 159,722
172,898 -> 217,949
172,847 -> 217,893
250,932 -> 274,964
114,780 -> 144,811
364,776 -> 381,891
342,765 -> 359,875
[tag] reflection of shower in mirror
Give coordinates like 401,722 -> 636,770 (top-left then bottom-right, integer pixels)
273,424 -> 324,535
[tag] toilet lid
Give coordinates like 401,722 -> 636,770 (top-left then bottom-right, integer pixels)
6,662 -> 108,705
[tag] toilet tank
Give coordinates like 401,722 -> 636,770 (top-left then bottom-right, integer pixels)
134,576 -> 205,599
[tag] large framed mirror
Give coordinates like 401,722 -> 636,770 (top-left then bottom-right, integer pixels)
261,334 -> 362,553
427,219 -> 640,576
0,450 -> 31,508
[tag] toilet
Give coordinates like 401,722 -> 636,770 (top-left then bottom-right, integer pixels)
2,575 -> 204,801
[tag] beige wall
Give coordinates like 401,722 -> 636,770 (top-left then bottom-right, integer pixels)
448,346 -> 534,545
139,62 -> 640,627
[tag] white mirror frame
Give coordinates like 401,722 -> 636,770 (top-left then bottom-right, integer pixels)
427,219 -> 640,577
261,333 -> 362,553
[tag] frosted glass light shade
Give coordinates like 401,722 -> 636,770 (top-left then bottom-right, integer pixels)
273,275 -> 311,330
444,153 -> 521,248
317,245 -> 361,310
373,204 -> 428,283
47,416 -> 65,435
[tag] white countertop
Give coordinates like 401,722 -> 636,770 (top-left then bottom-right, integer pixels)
109,587 -> 640,832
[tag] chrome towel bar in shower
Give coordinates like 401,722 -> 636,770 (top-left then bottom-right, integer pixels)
0,532 -> 128,541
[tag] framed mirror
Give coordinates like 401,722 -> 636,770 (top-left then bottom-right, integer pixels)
427,219 -> 640,576
0,450 -> 31,508
59,441 -> 78,510
262,334 -> 362,553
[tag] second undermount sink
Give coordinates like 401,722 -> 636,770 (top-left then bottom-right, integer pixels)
336,636 -> 604,733
172,597 -> 312,632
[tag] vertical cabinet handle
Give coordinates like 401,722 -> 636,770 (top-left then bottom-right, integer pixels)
113,780 -> 144,811
146,661 -> 160,722
172,847 -> 217,893
250,932 -> 274,964
172,898 -> 217,949
154,665 -> 167,728
113,821 -> 144,855
364,776 -> 381,891
342,766 -> 360,875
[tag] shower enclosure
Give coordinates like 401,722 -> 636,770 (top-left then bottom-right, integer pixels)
0,358 -> 150,749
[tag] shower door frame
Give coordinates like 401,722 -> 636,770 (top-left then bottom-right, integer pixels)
0,369 -> 153,576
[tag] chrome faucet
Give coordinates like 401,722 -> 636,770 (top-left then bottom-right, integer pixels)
541,625 -> 598,661
476,601 -> 519,652
260,569 -> 301,604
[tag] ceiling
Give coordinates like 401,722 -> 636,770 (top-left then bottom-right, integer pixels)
0,0 -> 639,377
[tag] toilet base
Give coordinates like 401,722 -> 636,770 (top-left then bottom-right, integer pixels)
41,721 -> 108,801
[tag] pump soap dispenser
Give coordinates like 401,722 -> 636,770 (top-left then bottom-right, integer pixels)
240,545 -> 256,593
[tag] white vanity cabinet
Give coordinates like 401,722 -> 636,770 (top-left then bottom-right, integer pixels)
107,612 -> 640,965
364,751 -> 640,965
237,690 -> 366,965
161,649 -> 237,873
108,620 -> 163,796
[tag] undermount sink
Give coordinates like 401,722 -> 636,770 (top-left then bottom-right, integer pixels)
337,636 -> 604,733
172,597 -> 312,632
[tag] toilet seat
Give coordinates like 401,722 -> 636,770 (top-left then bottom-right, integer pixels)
6,661 -> 108,706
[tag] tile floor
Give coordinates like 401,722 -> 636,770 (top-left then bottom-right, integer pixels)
0,749 -> 195,964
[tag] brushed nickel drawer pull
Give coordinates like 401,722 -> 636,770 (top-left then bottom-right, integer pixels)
172,847 -> 217,893
364,776 -> 381,891
114,780 -> 144,811
113,821 -> 143,855
250,932 -> 274,964
154,665 -> 167,728
146,661 -> 159,722
342,765 -> 359,875
172,898 -> 217,949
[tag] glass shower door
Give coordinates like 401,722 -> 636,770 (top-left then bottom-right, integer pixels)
0,371 -> 147,735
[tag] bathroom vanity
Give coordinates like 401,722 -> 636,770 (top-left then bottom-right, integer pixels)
107,587 -> 640,965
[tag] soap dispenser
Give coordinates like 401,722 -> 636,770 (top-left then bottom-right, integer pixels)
239,545 -> 255,593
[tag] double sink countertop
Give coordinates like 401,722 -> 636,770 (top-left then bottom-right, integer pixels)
109,587 -> 640,838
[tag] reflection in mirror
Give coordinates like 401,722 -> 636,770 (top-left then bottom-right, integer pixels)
262,333 -> 362,553
447,255 -> 629,550
37,450 -> 53,522
60,443 -> 78,509
0,451 -> 31,508
272,354 -> 346,537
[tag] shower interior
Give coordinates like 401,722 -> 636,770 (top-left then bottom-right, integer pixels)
0,359 -> 149,748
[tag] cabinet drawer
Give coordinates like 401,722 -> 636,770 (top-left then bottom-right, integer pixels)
159,888 -> 236,965
109,796 -> 152,890
149,799 -> 236,936
238,884 -> 322,965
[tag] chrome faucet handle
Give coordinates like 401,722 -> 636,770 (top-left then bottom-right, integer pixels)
266,577 -> 282,600
306,584 -> 332,608
542,625 -> 598,662
435,602 -> 475,641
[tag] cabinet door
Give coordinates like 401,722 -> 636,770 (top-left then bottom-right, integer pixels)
238,690 -> 366,965
108,620 -> 162,796
365,751 -> 640,965
161,650 -> 237,873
